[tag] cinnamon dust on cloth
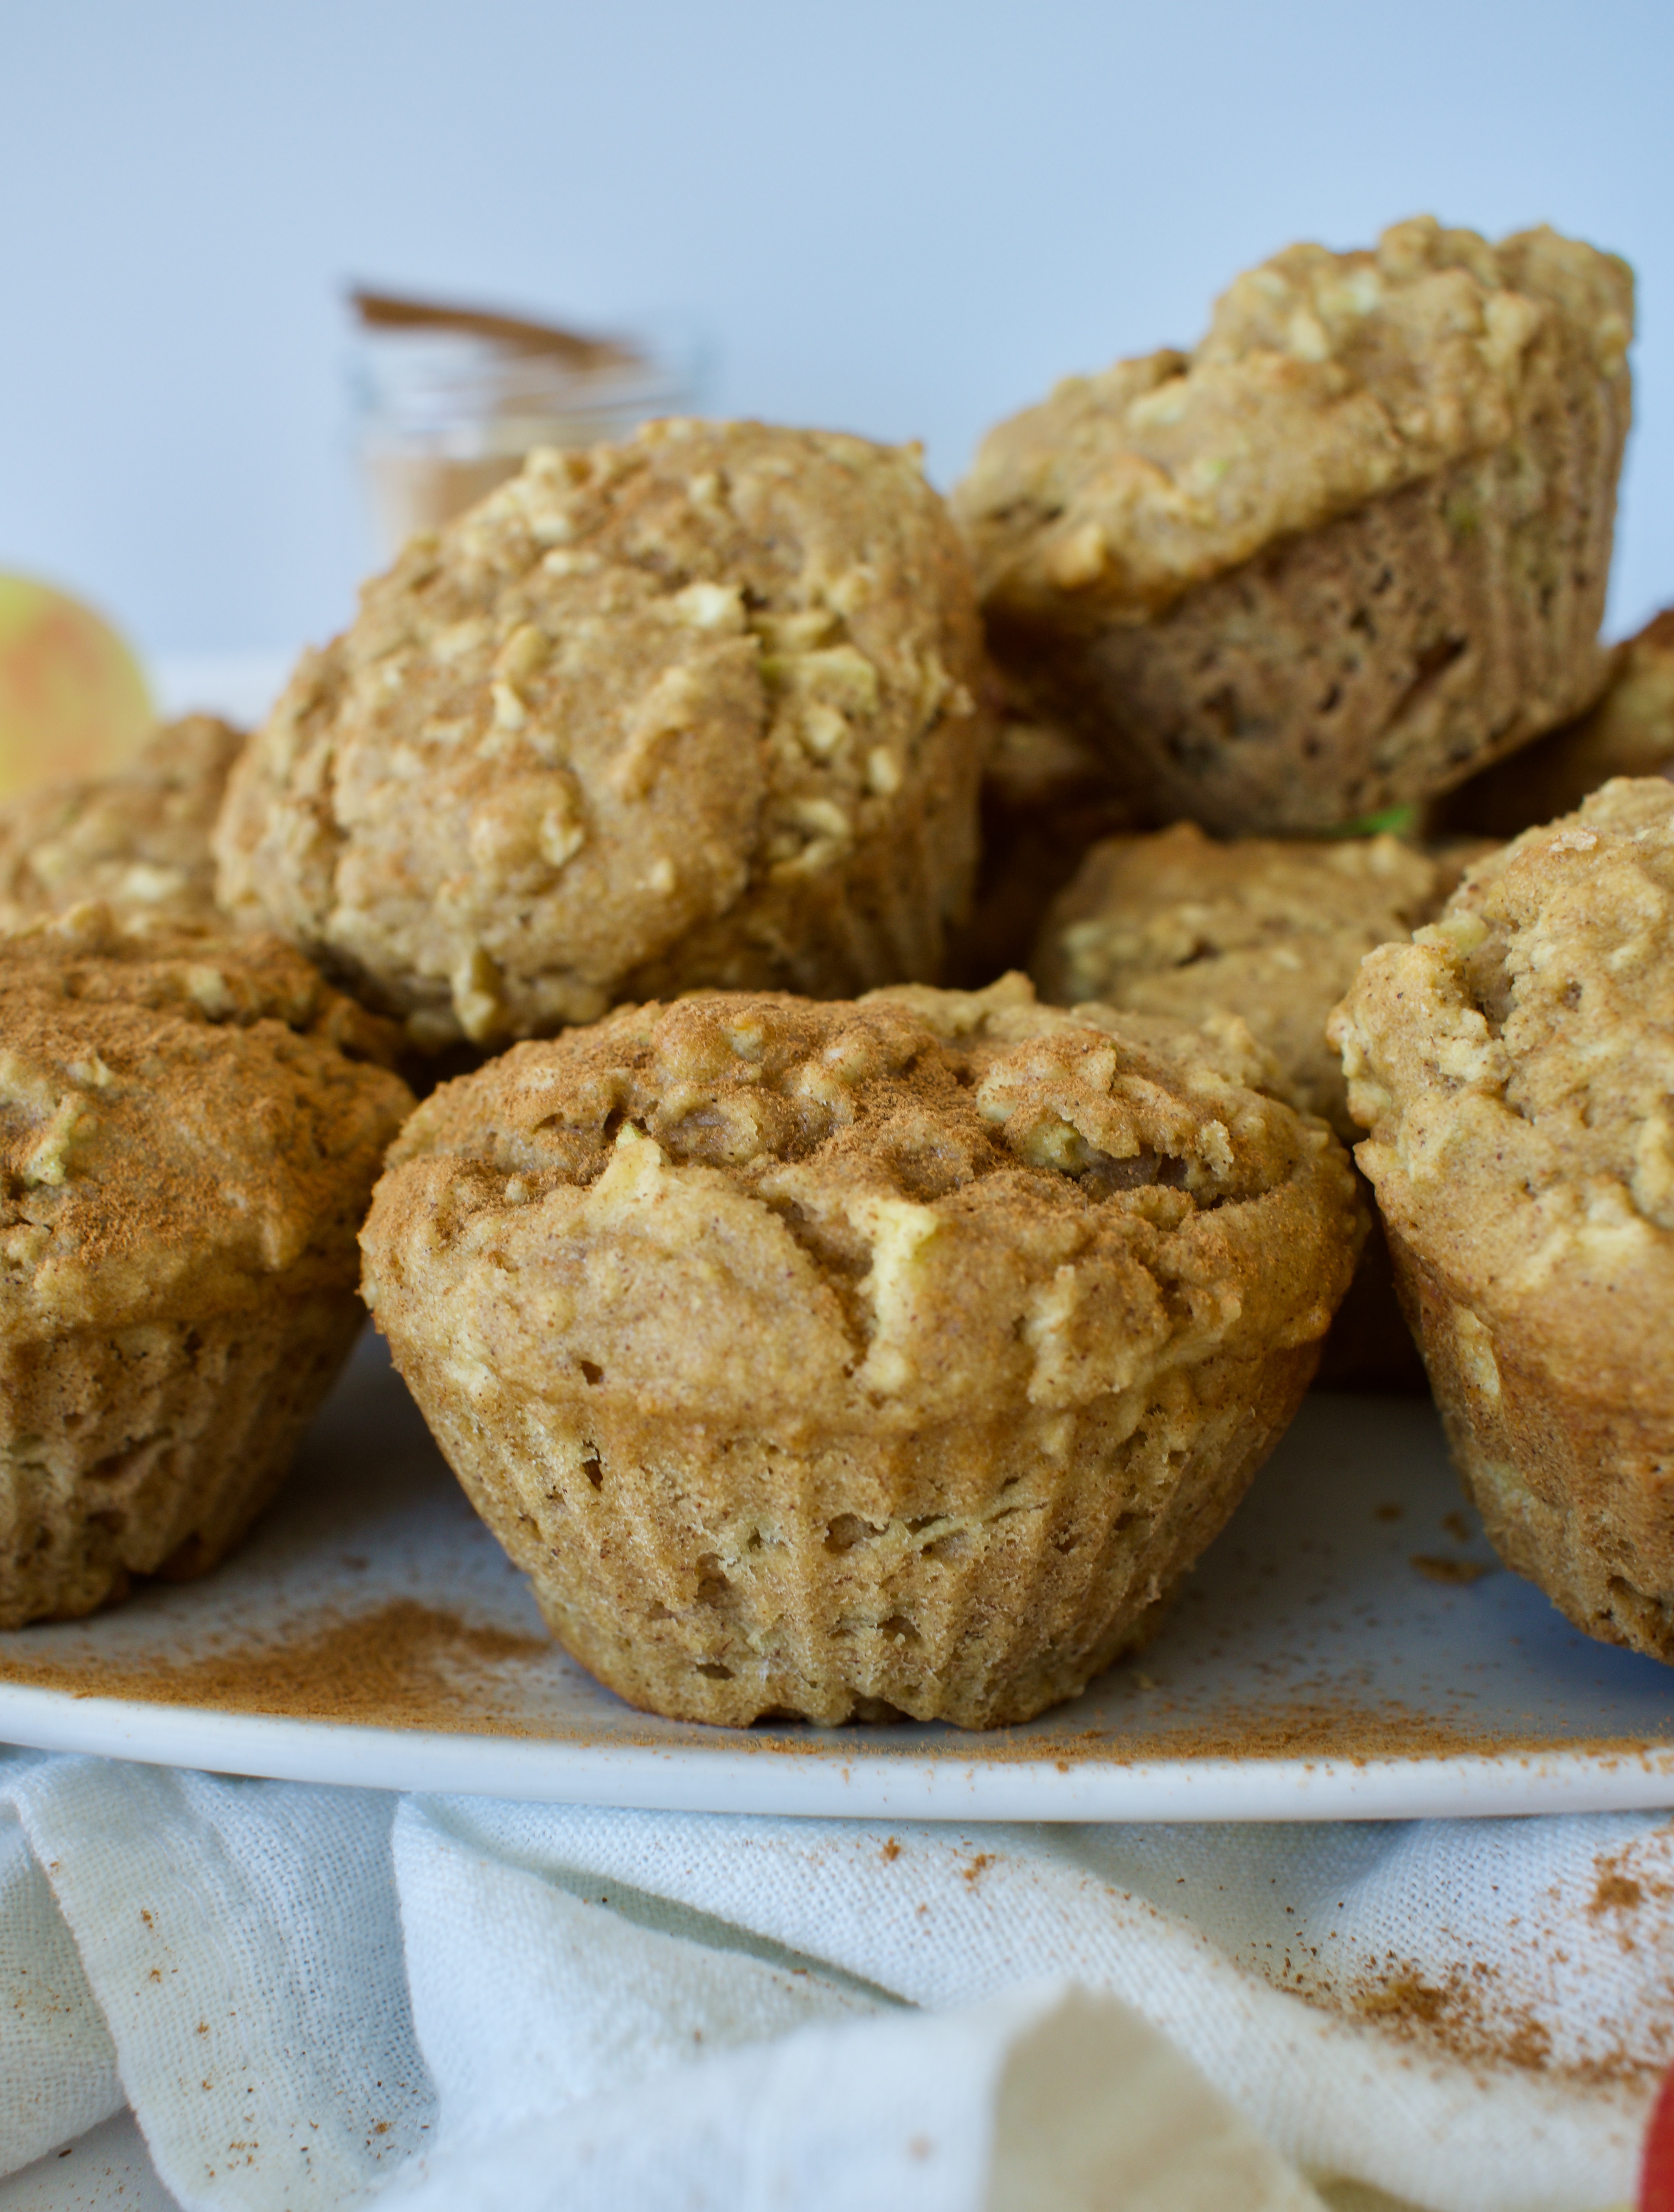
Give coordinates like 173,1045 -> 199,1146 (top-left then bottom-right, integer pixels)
2,1755 -> 1672,2211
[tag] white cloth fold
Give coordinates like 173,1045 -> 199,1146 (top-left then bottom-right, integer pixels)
0,1749 -> 1666,2212
388,1796 -> 1656,2212
376,1978 -> 1322,2212
0,1754 -> 430,2210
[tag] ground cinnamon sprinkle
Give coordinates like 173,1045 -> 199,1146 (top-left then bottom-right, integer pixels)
1341,1965 -> 1576,2078
1314,1952 -> 1663,2087
0,1599 -> 550,1730
1409,1554 -> 1493,1586
4,1616 -> 1666,1763
925,1697 -> 1674,1767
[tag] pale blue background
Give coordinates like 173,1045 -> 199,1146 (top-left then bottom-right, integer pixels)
3,0 -> 1671,661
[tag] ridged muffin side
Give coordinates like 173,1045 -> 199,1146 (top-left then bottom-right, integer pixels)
362,976 -> 1362,1727
958,218 -> 1632,832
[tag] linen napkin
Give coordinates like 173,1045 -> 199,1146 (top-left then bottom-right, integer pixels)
1,1750 -> 1668,2212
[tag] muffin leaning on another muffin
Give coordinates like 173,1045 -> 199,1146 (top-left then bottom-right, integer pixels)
0,904 -> 412,1626
0,714 -> 244,928
1330,780 -> 1674,1659
957,217 -> 1632,833
361,975 -> 1364,1728
216,421 -> 991,1053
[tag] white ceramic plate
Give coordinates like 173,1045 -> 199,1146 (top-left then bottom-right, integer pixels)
2,1336 -> 1671,1820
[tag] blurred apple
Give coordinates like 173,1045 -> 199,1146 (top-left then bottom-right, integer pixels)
0,574 -> 153,800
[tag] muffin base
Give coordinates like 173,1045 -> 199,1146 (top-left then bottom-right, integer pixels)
0,1292 -> 365,1628
1388,1229 -> 1674,1660
999,392 -> 1625,834
387,1332 -> 1320,1729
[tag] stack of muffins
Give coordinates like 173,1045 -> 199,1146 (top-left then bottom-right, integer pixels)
5,212 -> 1671,1726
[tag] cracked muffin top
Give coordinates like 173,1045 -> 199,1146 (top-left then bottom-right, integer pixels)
215,420 -> 989,1050
0,716 -> 243,926
364,975 -> 1362,1429
956,217 -> 1632,627
1035,823 -> 1453,1136
1330,779 -> 1674,1404
0,905 -> 413,1334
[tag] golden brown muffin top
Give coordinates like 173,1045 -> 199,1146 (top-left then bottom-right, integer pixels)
1330,780 -> 1674,1404
1035,823 -> 1450,1136
0,716 -> 243,927
0,905 -> 413,1334
366,975 -> 1360,1428
215,420 -> 988,1050
957,218 -> 1632,626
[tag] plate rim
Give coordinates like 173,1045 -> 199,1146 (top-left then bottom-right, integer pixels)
6,1680 -> 1674,1821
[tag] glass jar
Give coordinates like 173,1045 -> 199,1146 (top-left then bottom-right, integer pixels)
351,297 -> 702,562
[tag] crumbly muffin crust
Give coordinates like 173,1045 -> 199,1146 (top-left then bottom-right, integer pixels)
0,905 -> 413,1625
1329,781 -> 1674,1655
215,421 -> 990,1050
363,975 -> 1362,1726
959,219 -> 1630,625
1434,606 -> 1674,838
1035,823 -> 1451,1138
957,218 -> 1632,832
0,716 -> 243,927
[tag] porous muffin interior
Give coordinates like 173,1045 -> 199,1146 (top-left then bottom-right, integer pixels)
363,976 -> 1362,1725
1034,824 -> 1449,1136
215,420 -> 988,1049
957,217 -> 1632,627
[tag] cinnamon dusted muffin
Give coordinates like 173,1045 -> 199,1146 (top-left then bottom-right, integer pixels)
1330,780 -> 1674,1658
1433,605 -> 1674,838
361,975 -> 1363,1727
0,715 -> 243,927
215,421 -> 990,1052
957,218 -> 1632,833
0,905 -> 412,1626
1034,823 -> 1456,1139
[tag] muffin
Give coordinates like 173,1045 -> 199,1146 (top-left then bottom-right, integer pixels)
0,715 -> 243,927
361,974 -> 1363,1727
1034,823 -> 1461,1390
1431,604 -> 1674,838
944,684 -> 1137,986
1033,823 -> 1455,1138
215,421 -> 991,1052
0,904 -> 412,1626
1330,781 -> 1674,1657
957,218 -> 1632,834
